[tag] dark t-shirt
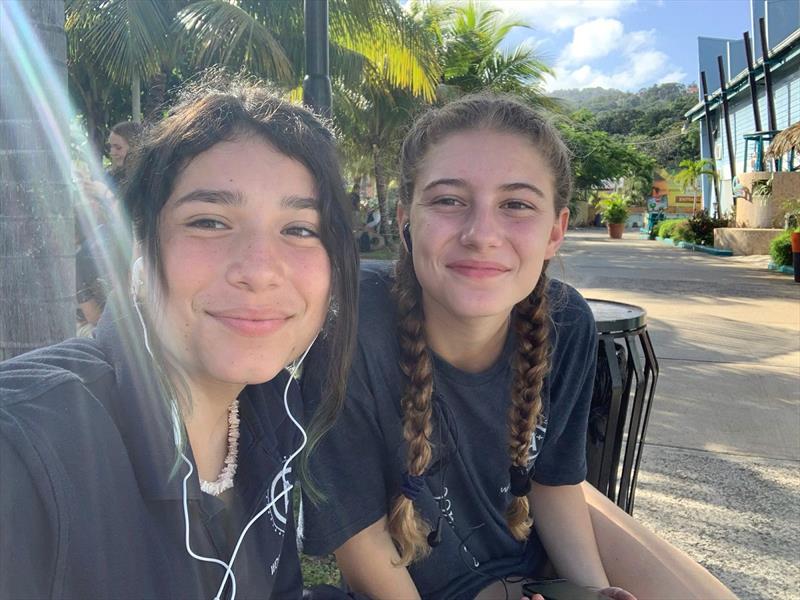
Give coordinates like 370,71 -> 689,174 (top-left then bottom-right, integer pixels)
301,263 -> 598,599
0,306 -> 303,599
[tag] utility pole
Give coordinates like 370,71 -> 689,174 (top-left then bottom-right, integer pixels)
302,0 -> 331,117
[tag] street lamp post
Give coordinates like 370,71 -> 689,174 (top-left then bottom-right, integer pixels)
303,0 -> 331,116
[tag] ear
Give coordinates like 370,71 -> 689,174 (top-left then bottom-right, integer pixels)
544,207 -> 570,260
396,202 -> 407,231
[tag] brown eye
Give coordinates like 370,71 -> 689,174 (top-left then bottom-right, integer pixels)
188,218 -> 227,230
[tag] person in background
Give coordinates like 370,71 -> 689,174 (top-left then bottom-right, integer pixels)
107,120 -> 143,173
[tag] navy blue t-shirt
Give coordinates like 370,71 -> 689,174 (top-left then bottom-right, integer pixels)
301,263 -> 598,599
0,306 -> 303,599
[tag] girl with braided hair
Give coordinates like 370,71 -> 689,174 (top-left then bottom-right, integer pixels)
301,94 -> 733,600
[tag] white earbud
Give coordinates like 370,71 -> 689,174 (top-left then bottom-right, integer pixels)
130,256 -> 145,299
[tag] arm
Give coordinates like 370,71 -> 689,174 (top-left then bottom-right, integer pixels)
0,425 -> 58,599
531,481 -> 609,588
334,516 -> 420,600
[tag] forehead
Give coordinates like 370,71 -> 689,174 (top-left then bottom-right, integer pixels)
108,132 -> 128,145
167,137 -> 317,203
416,129 -> 555,198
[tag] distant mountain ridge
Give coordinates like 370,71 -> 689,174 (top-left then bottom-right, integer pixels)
550,83 -> 701,169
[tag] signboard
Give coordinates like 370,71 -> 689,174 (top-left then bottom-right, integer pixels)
647,195 -> 668,211
673,195 -> 700,211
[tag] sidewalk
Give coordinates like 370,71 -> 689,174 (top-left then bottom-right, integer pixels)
557,229 -> 800,600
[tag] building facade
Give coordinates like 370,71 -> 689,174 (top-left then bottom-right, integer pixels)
685,0 -> 800,216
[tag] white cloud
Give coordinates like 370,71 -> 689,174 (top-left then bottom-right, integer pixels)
559,18 -> 625,64
546,17 -> 685,92
489,0 -> 636,33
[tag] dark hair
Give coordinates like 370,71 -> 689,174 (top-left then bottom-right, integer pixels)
122,73 -> 358,478
389,93 -> 571,564
110,121 -> 144,144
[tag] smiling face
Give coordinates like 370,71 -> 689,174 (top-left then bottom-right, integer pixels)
400,129 -> 568,326
107,132 -> 130,169
148,136 -> 331,393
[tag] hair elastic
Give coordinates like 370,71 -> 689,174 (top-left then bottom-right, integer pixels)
509,465 -> 531,497
401,472 -> 425,500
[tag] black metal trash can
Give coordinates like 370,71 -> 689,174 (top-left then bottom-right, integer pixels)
585,300 -> 659,515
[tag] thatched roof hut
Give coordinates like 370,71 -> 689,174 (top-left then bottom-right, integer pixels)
766,121 -> 800,158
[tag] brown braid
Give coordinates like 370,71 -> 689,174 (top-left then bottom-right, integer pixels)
388,251 -> 436,565
506,274 -> 552,540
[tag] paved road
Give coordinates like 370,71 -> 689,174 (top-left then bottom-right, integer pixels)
557,230 -> 800,600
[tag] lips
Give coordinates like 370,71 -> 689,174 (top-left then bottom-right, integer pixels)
207,308 -> 292,337
447,260 -> 510,279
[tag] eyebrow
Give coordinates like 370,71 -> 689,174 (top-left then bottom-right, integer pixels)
422,178 -> 546,199
172,189 -> 244,207
172,190 -> 320,211
281,195 -> 320,212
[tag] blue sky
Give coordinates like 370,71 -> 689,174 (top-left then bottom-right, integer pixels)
490,0 -> 750,91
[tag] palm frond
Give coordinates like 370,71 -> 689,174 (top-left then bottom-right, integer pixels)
175,0 -> 294,84
67,0 -> 170,85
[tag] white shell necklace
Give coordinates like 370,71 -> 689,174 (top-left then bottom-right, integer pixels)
199,399 -> 240,496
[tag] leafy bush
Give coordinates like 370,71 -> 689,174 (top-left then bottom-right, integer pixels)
656,218 -> 688,240
682,210 -> 730,246
769,231 -> 794,267
598,194 -> 630,224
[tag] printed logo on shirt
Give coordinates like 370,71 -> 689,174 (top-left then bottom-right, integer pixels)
268,460 -> 292,535
526,420 -> 548,468
270,555 -> 280,576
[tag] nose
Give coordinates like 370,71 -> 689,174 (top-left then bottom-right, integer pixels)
225,231 -> 285,292
459,200 -> 502,250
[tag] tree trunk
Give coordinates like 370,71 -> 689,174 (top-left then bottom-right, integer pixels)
372,145 -> 389,238
144,69 -> 168,122
0,0 -> 74,360
131,71 -> 141,123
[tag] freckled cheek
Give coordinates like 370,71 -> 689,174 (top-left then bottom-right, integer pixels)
160,240 -> 224,314
291,250 -> 331,315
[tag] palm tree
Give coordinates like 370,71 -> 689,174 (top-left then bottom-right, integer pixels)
334,83 -> 421,239
432,1 -> 554,106
1,0 -> 75,359
675,158 -> 717,214
66,0 -> 440,142
66,0 -> 174,123
175,0 -> 439,101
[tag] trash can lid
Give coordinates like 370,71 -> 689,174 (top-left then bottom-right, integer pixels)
586,299 -> 647,334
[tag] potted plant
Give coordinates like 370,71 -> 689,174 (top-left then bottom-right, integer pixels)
598,193 -> 630,239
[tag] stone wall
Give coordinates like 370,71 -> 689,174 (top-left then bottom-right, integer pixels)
736,172 -> 800,228
714,227 -> 784,255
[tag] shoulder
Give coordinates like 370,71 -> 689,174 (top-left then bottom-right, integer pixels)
547,279 -> 595,336
546,279 -> 597,363
0,338 -> 114,410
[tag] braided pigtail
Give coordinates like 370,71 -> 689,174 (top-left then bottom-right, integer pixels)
506,274 -> 552,541
388,252 -> 435,565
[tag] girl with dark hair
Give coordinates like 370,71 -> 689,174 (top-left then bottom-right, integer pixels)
301,94 -> 734,600
0,76 -> 357,599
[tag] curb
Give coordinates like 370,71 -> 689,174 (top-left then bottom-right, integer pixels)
768,262 -> 795,275
653,237 -> 733,256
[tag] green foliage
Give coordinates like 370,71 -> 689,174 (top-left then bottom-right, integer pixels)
553,83 -> 700,169
597,194 -> 629,224
435,2 -> 552,104
657,218 -> 689,240
674,158 -> 716,196
769,230 -> 794,267
557,115 -> 655,201
682,210 -> 729,246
